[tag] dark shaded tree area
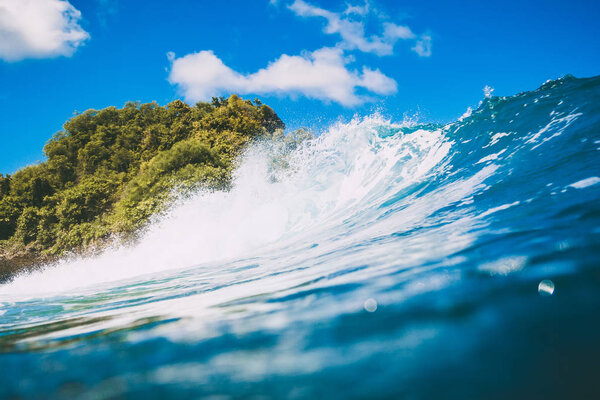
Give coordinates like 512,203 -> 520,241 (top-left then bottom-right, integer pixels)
0,95 -> 285,263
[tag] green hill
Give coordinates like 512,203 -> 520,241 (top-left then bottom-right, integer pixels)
0,95 -> 299,279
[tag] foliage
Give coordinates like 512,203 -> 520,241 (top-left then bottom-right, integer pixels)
0,95 -> 286,259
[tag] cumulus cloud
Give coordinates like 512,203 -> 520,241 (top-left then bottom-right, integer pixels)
0,0 -> 89,62
288,0 -> 430,57
168,47 -> 397,106
167,0 -> 433,106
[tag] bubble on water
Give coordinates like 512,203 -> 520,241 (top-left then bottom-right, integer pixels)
538,279 -> 555,296
364,298 -> 378,312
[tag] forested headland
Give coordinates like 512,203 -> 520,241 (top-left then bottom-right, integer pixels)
0,95 -> 303,280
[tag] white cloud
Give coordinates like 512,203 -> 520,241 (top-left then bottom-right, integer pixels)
344,2 -> 370,16
167,0 -> 433,106
383,22 -> 416,40
288,0 -> 430,57
0,0 -> 89,62
412,34 -> 432,57
168,47 -> 397,106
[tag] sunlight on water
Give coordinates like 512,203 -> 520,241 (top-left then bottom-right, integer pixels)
1,75 -> 600,399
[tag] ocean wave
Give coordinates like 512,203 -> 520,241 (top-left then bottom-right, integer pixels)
1,75 -> 600,399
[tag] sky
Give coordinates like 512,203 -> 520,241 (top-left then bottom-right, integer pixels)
0,0 -> 599,173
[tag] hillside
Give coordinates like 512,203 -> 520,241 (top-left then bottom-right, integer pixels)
0,95 -> 299,279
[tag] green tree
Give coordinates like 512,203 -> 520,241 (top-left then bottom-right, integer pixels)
0,95 -> 292,271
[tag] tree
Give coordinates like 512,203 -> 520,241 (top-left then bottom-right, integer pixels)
0,95 -> 290,263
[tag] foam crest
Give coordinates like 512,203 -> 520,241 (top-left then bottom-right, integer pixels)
1,116 -> 451,298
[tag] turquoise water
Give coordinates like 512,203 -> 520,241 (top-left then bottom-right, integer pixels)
1,75 -> 600,399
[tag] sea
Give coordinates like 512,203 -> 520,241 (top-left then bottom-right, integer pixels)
1,75 -> 599,399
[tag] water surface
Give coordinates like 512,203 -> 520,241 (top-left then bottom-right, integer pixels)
2,75 -> 600,399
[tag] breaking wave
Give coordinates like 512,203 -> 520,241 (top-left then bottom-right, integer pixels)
1,75 -> 600,399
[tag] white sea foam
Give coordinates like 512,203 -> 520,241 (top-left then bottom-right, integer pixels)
476,148 -> 507,164
478,256 -> 527,276
527,112 -> 582,149
479,201 -> 520,218
568,176 -> 600,189
1,116 -> 467,299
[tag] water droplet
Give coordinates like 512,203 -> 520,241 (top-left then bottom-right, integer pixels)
538,279 -> 555,296
364,298 -> 377,312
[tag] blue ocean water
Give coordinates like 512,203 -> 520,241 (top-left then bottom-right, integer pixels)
1,75 -> 600,399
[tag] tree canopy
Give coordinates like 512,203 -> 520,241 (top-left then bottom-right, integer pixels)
0,95 -> 287,268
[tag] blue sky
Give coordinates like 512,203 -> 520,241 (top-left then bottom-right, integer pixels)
0,0 -> 599,173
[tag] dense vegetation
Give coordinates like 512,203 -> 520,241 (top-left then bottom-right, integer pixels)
0,95 -> 298,277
